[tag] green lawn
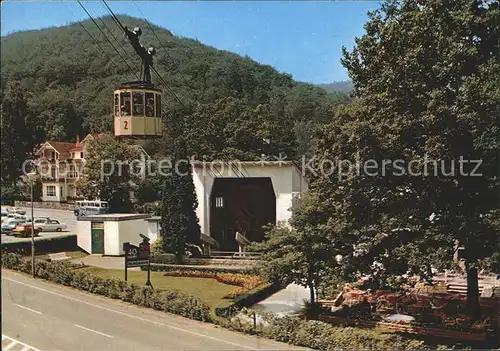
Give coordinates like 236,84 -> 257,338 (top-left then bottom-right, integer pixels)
81,266 -> 236,310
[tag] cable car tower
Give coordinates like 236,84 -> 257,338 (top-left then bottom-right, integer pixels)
114,26 -> 163,139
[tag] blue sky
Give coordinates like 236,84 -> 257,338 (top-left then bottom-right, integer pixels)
1,1 -> 380,84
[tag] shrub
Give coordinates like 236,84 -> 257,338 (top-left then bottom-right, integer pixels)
150,252 -> 178,264
147,263 -> 254,274
1,251 -> 21,268
217,311 -> 428,350
1,235 -> 77,254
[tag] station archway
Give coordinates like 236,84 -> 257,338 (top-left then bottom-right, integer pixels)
209,177 -> 276,251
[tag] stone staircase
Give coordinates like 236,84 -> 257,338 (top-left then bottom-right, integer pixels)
433,273 -> 500,296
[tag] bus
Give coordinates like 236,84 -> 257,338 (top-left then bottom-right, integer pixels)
74,200 -> 109,217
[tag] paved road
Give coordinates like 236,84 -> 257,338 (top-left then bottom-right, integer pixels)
2,334 -> 41,351
16,207 -> 77,233
2,270 -> 308,351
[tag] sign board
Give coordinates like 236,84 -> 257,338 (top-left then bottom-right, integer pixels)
127,260 -> 149,268
123,234 -> 152,287
139,241 -> 150,260
200,233 -> 219,248
123,242 -> 140,260
235,232 -> 250,247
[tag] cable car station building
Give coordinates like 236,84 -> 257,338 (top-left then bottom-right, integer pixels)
75,161 -> 308,255
192,161 -> 308,251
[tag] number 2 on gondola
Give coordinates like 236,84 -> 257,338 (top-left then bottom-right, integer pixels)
124,120 -> 128,130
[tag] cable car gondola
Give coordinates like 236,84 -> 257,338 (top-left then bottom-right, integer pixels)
114,26 -> 163,139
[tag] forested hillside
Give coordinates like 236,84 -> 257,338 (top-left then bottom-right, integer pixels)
317,80 -> 354,94
1,15 -> 351,161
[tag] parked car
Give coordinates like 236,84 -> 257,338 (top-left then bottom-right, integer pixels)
12,223 -> 40,237
1,219 -> 26,234
12,214 -> 28,221
2,213 -> 17,222
7,207 -> 26,215
34,218 -> 67,232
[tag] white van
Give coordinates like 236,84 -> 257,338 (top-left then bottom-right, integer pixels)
74,200 -> 109,217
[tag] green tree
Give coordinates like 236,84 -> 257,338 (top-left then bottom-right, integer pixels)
75,135 -> 138,212
253,193 -> 338,306
0,81 -> 36,185
159,138 -> 201,261
305,0 -> 499,317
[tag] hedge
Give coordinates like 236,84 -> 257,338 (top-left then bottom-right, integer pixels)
217,309 -> 430,350
1,252 -> 212,322
1,234 -> 77,254
150,252 -> 178,264
145,263 -> 256,274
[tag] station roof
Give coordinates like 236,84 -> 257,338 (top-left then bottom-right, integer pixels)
76,213 -> 151,222
191,161 -> 295,167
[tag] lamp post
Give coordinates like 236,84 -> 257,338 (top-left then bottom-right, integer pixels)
27,171 -> 38,278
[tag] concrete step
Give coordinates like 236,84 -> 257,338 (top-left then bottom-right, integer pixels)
447,283 -> 484,294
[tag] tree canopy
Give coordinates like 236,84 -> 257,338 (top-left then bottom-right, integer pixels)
258,0 -> 500,317
75,135 -> 139,212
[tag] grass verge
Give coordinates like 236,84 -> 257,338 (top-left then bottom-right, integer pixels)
81,266 -> 236,311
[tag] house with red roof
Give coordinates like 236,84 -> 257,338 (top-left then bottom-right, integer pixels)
34,133 -> 148,202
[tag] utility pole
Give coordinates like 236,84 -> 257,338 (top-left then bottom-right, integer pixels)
31,177 -> 35,278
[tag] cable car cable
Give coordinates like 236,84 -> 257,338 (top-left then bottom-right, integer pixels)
64,3 -> 122,74
102,0 -> 187,108
151,66 -> 185,107
132,1 -> 194,102
102,0 -> 126,32
78,22 -> 122,73
77,0 -> 139,80
98,11 -> 135,67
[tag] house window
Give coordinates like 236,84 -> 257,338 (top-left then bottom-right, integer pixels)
80,152 -> 84,158
46,185 -> 56,196
51,167 -> 57,179
215,197 -> 224,208
68,165 -> 76,178
50,151 -> 55,160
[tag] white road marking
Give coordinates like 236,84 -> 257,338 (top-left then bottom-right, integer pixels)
3,341 -> 17,351
4,276 -> 259,350
1,335 -> 41,351
74,324 -> 113,338
14,303 -> 43,315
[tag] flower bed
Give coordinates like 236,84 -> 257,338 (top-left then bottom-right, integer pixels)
163,270 -> 264,299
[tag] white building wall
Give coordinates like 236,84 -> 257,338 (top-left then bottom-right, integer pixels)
104,221 -> 120,255
191,163 -> 308,237
108,218 -> 148,256
76,221 -> 92,253
42,182 -> 63,202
